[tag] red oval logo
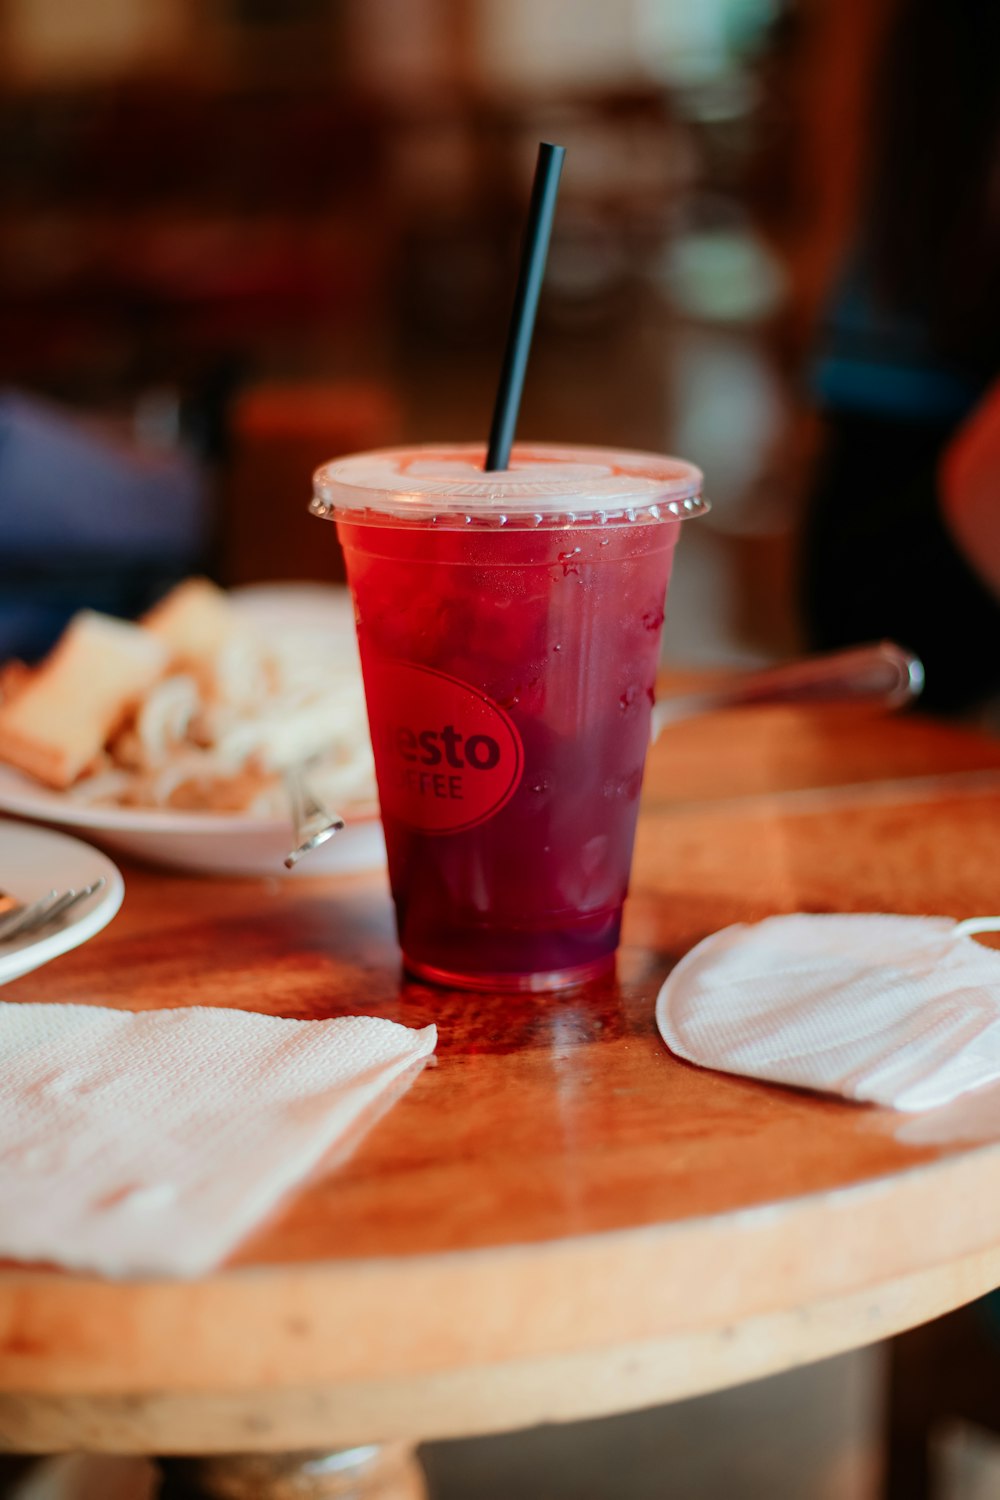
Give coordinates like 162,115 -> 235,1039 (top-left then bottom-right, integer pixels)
363,661 -> 524,834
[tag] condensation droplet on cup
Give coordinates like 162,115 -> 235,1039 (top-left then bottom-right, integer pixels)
553,643 -> 563,652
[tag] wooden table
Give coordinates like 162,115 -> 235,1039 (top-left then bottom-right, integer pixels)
4,703 -> 1000,1497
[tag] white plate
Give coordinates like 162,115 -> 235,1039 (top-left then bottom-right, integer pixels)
0,585 -> 386,879
0,821 -> 124,985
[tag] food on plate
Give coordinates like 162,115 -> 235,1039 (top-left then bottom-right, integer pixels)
0,612 -> 168,789
143,576 -> 243,672
0,660 -> 32,704
0,580 -> 376,815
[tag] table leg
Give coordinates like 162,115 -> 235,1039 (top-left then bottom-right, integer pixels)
155,1444 -> 427,1499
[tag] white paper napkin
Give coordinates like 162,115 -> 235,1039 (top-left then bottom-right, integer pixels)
0,1003 -> 436,1277
656,913 -> 1000,1111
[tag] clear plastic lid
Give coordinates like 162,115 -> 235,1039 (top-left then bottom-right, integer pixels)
311,443 -> 707,529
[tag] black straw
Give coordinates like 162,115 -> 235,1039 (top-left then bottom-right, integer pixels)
485,142 -> 566,472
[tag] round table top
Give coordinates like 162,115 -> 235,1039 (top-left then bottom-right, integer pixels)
4,701 -> 1000,1454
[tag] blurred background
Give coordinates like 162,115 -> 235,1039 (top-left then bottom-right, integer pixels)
3,1 -> 1000,1496
0,0 -> 891,669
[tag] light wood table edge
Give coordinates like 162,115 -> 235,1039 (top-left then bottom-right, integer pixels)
2,1243 -> 999,1455
2,1142 -> 1000,1402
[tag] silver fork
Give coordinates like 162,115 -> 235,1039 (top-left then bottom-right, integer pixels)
284,767 -> 345,869
0,879 -> 106,944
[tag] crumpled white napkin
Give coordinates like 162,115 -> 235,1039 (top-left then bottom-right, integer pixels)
656,913 -> 1000,1111
0,1003 -> 436,1277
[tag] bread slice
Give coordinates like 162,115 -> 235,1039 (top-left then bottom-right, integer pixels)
142,577 -> 241,667
0,659 -> 31,706
0,612 -> 168,788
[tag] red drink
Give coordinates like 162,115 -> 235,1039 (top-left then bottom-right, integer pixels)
314,444 -> 706,991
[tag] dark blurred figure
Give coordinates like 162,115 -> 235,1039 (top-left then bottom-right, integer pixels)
0,390 -> 208,662
800,0 -> 1000,713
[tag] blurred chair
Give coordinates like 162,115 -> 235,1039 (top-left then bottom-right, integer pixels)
221,380 -> 399,587
883,1300 -> 1000,1498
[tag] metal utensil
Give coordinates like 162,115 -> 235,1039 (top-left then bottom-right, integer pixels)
284,768 -> 345,869
651,640 -> 924,740
280,641 -> 923,865
0,878 -> 106,944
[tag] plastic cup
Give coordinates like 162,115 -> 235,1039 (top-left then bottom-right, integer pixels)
311,443 -> 707,992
